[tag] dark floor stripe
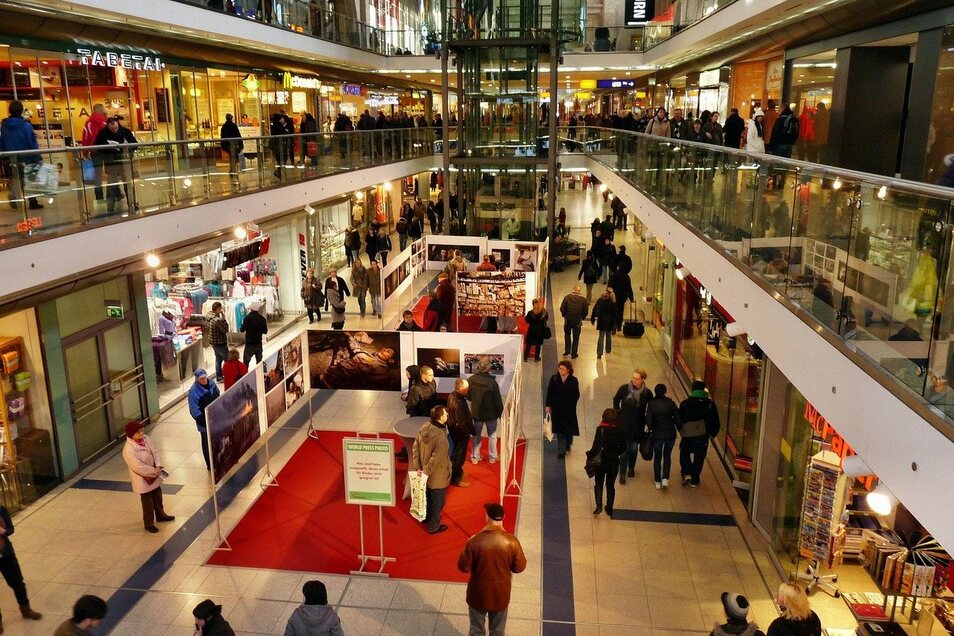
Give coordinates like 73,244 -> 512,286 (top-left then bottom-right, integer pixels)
541,276 -> 576,635
611,508 -> 736,526
99,390 -> 331,635
72,479 -> 183,495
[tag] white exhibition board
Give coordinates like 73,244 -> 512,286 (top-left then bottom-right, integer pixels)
342,437 -> 396,506
403,331 -> 523,396
379,244 -> 415,320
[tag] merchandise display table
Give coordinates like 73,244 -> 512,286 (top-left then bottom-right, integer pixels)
392,416 -> 429,499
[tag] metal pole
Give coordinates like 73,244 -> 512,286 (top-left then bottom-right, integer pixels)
358,502 -> 366,569
377,506 -> 386,574
209,424 -> 231,551
440,0 -> 451,228
546,0 -> 559,245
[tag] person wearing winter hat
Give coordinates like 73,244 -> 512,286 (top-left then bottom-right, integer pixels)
284,580 -> 344,636
710,592 -> 765,636
677,379 -> 721,487
122,421 -> 174,533
193,599 -> 235,636
745,108 -> 766,154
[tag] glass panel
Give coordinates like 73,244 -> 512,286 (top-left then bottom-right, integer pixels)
103,323 -> 144,438
770,384 -> 814,572
65,338 -> 110,462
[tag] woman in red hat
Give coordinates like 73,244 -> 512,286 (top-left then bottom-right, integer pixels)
122,421 -> 174,533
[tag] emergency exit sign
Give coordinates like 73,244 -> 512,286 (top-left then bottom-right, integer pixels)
106,305 -> 124,319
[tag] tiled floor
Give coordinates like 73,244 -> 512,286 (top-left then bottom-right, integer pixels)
2,189 -> 813,635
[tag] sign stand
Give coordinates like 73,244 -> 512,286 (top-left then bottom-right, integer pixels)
260,436 -> 279,488
207,426 -> 232,552
344,432 -> 396,576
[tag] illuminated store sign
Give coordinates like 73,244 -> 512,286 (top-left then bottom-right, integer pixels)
624,0 -> 655,25
596,79 -> 636,89
283,72 -> 322,90
343,84 -> 362,96
802,401 -> 875,489
76,48 -> 163,71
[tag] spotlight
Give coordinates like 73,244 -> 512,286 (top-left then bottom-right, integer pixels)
145,253 -> 160,268
832,178 -> 842,190
183,178 -> 192,188
304,204 -> 315,216
599,184 -> 607,193
355,191 -> 364,200
234,226 -> 248,240
877,185 -> 887,200
383,182 -> 392,192
866,483 -> 896,516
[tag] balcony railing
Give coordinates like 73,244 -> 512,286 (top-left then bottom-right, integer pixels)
567,125 -> 954,432
0,128 -> 435,247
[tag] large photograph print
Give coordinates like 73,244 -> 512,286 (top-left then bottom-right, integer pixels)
308,330 -> 402,391
416,347 -> 460,378
427,243 -> 480,264
456,271 -> 527,317
206,371 -> 261,484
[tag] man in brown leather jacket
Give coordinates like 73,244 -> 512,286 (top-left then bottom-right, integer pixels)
457,502 -> 527,635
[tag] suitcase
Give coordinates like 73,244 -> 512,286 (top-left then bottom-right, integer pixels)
623,303 -> 644,338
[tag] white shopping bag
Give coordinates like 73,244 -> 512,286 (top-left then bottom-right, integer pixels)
24,163 -> 58,195
409,471 -> 429,521
543,412 -> 554,442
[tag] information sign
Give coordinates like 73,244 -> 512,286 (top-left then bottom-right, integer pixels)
343,438 -> 395,506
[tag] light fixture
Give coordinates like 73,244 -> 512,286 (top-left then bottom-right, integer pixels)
599,184 -> 607,193
832,178 -> 842,190
234,226 -> 248,240
304,204 -> 315,215
724,322 -> 745,337
866,483 -> 896,516
354,191 -> 364,200
877,185 -> 887,200
183,178 -> 192,188
145,253 -> 161,268
383,182 -> 392,191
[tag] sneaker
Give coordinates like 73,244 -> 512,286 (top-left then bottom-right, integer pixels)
690,483 -> 699,488
682,475 -> 691,486
654,482 -> 662,490
489,457 -> 498,464
471,457 -> 480,464
661,479 -> 669,488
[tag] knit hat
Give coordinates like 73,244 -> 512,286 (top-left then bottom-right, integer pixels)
721,592 -> 750,621
124,421 -> 144,439
195,368 -> 208,379
484,502 -> 505,521
753,108 -> 765,118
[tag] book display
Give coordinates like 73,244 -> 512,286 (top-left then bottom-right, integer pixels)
798,450 -> 849,590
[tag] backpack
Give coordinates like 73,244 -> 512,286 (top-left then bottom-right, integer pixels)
781,113 -> 799,143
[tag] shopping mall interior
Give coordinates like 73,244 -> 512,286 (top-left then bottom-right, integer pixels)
0,0 -> 953,634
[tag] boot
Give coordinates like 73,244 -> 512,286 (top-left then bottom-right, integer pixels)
593,485 -> 603,515
20,606 -> 41,620
618,471 -> 626,485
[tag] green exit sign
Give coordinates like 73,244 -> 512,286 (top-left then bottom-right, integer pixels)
106,305 -> 124,319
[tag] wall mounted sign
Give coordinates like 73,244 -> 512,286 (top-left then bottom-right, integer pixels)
624,0 -> 655,25
75,48 -> 163,71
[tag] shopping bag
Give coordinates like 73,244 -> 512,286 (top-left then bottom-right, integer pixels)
81,158 -> 96,182
542,412 -> 554,442
24,163 -> 58,195
409,471 -> 429,521
639,435 -> 653,461
306,141 -> 318,156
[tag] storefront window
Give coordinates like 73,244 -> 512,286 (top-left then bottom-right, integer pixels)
789,50 -> 836,164
924,25 -> 954,183
307,199 -> 351,276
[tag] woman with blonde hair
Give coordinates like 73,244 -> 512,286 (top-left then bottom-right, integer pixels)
766,583 -> 821,636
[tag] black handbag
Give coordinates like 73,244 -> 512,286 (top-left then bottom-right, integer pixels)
584,429 -> 604,477
543,325 -> 552,340
639,433 -> 653,461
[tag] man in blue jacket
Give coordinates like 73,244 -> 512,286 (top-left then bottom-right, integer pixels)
188,369 -> 220,471
0,100 -> 43,211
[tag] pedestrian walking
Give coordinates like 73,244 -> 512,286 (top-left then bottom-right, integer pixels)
469,358 -> 504,464
577,250 -> 601,303
326,279 -> 346,329
590,290 -> 618,359
559,285 -> 589,358
613,369 -> 652,484
188,369 -> 220,471
301,267 -> 324,323
0,504 -> 43,629
446,378 -> 475,487
122,421 -> 174,533
240,301 -> 268,366
284,580 -> 344,636
457,502 -> 527,636
646,383 -> 679,489
219,113 -> 244,184
53,595 -> 108,636
1,100 -> 43,211
412,405 -> 452,534
678,380 -> 721,487
588,408 -> 626,517
608,263 -> 634,331
376,226 -> 392,266
81,103 -> 108,202
207,301 -> 229,382
94,116 -> 138,213
350,258 -> 370,317
545,360 -> 580,459
368,259 -> 382,317
523,298 -> 548,362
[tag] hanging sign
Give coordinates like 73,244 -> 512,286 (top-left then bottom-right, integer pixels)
75,48 -> 164,71
596,79 -> 636,89
342,438 -> 396,506
624,0 -> 655,25
105,302 -> 124,319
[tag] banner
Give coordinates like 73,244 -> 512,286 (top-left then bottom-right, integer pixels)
624,0 -> 655,25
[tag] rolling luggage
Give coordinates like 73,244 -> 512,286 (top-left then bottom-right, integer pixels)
622,302 -> 644,338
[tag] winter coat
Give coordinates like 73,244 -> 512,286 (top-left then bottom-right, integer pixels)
406,378 -> 437,416
220,120 -> 244,154
327,288 -> 346,324
645,117 -> 671,138
670,117 -> 690,140
578,257 -> 601,284
545,373 -> 580,436
376,233 -> 392,256
435,280 -> 455,326
324,275 -> 351,299
301,277 -> 323,310
703,121 -> 724,146
283,604 -> 344,636
589,422 -> 626,468
524,309 -> 548,346
188,379 -> 220,431
422,298 -> 443,331
82,111 -> 108,147
240,310 -> 268,345
678,395 -> 721,440
591,297 -> 618,332
560,293 -> 589,327
598,244 -> 617,269
608,271 -> 634,303
199,614 -> 236,636
411,419 -> 452,489
746,118 -> 766,154
766,612 -> 821,636
222,360 -> 247,391
53,620 -> 97,636
446,390 -> 475,441
615,253 -> 633,275
503,217 -> 521,239
457,524 -> 527,613
351,265 -> 370,295
613,382 -> 652,443
0,115 -> 40,162
122,435 -> 163,494
368,267 -> 382,295
646,396 -> 679,441
711,621 -> 765,636
94,124 -> 138,165
722,112 -> 746,149
468,372 -> 503,421
208,313 -> 229,346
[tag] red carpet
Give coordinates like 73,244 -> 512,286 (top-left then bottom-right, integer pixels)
411,295 -> 529,335
207,431 -> 526,582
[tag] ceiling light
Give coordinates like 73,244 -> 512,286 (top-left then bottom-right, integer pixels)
832,178 -> 842,190
234,226 -> 248,240
183,178 -> 192,188
877,186 -> 887,200
145,253 -> 161,268
383,182 -> 392,191
866,483 -> 896,516
355,191 -> 364,200
304,204 -> 315,215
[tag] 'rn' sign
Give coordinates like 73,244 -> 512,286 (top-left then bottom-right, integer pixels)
625,0 -> 655,25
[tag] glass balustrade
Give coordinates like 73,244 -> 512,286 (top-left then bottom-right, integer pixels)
565,125 -> 954,429
0,128 -> 435,245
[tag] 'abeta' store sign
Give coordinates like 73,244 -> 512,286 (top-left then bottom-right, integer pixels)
76,48 -> 164,71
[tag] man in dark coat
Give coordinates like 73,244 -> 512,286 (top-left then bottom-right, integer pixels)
435,273 -> 455,329
0,505 -> 43,628
545,360 -> 581,458
613,369 -> 652,483
240,302 -> 268,366
468,359 -> 504,463
722,108 -> 745,149
678,380 -> 721,487
446,378 -> 475,487
608,263 -> 634,330
220,114 -> 244,183
615,245 -> 633,275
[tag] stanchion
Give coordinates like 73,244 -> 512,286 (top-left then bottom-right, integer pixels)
306,390 -> 319,440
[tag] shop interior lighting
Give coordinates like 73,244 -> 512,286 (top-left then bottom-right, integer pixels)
877,186 -> 888,200
304,204 -> 315,215
832,178 -> 842,190
183,178 -> 192,188
145,253 -> 161,268
354,191 -> 364,200
234,226 -> 248,240
383,182 -> 392,191
866,483 -> 896,516
599,184 -> 608,193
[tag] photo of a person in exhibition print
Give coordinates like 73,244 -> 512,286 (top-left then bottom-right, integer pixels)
308,330 -> 402,391
428,243 -> 480,263
262,350 -> 284,392
513,244 -> 538,272
282,338 -> 302,371
285,370 -> 305,408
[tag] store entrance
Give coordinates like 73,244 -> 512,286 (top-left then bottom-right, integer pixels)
64,321 -> 145,463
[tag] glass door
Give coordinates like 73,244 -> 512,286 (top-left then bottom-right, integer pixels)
65,337 -> 110,463
103,323 -> 145,439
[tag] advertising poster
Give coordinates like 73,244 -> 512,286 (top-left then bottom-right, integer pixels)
206,370 -> 261,484
456,271 -> 527,317
308,330 -> 402,391
416,347 -> 460,377
342,437 -> 395,506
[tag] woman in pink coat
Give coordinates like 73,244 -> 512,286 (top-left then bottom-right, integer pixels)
122,421 -> 174,533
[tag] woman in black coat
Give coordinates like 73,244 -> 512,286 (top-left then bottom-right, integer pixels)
646,383 -> 680,489
588,408 -> 626,517
523,298 -> 549,361
545,360 -> 580,458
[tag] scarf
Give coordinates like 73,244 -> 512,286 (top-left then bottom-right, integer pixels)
691,389 -> 708,398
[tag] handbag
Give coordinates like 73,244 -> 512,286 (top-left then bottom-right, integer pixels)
81,158 -> 96,182
584,429 -> 604,478
542,412 -> 553,442
542,325 -> 552,340
639,433 -> 653,461
24,163 -> 58,195
306,141 -> 318,156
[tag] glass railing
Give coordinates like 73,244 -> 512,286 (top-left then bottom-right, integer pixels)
567,25 -> 672,53
568,125 -> 954,429
0,128 -> 434,246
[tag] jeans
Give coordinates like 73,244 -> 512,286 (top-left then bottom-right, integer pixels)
679,435 -> 709,485
469,606 -> 508,636
351,248 -> 361,265
370,293 -> 381,316
399,234 -> 408,250
355,291 -> 367,316
212,344 -> 228,380
0,545 -> 30,606
557,432 -> 573,455
243,343 -> 263,366
563,323 -> 581,356
472,419 -> 498,460
652,438 -> 675,482
425,487 -> 446,532
619,439 -> 639,474
597,330 -> 613,356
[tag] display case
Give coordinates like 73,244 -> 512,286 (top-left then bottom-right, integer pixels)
867,234 -> 914,275
0,336 -> 47,507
